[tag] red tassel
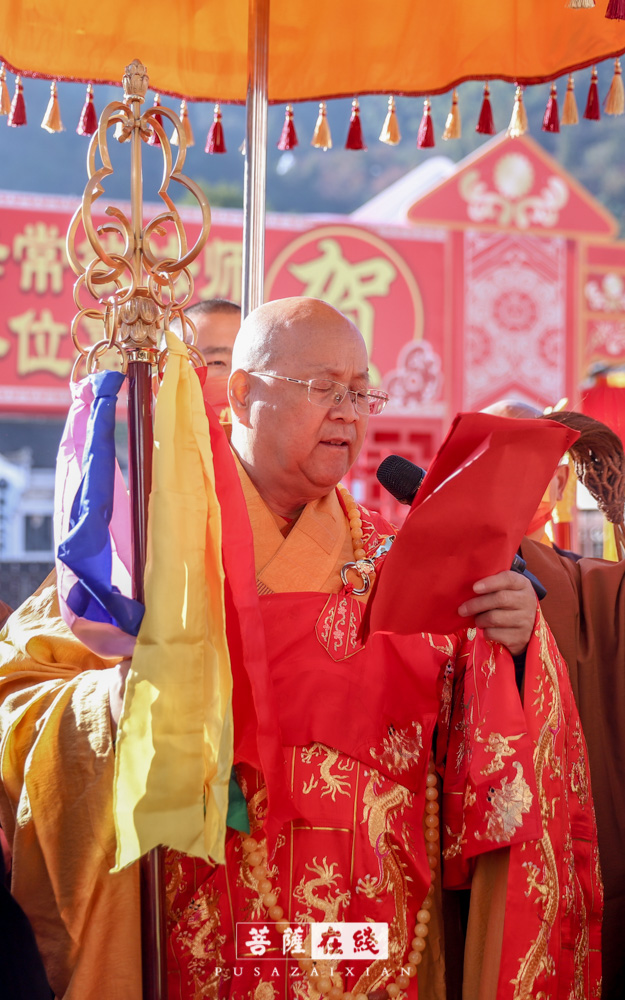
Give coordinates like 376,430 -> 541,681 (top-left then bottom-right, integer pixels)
7,76 -> 26,127
345,98 -> 367,150
606,0 -> 625,18
542,83 -> 560,132
476,82 -> 496,135
77,83 -> 97,137
147,93 -> 163,147
417,99 -> 435,147
205,103 -> 226,153
584,66 -> 601,119
277,104 -> 298,150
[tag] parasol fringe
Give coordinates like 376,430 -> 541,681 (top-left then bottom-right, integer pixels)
379,96 -> 401,145
77,83 -> 97,136
542,82 -> 560,132
0,64 -> 11,116
277,104 -> 298,150
311,101 -> 332,149
147,93 -> 163,146
345,97 -> 367,150
562,74 -> 579,124
606,0 -> 625,19
7,75 -> 26,127
584,66 -> 601,119
507,85 -> 528,137
417,98 -> 435,147
566,0 -> 595,7
476,82 -> 496,134
205,103 -> 227,153
172,99 -> 194,147
41,80 -> 64,133
443,90 -> 461,140
605,59 -> 625,114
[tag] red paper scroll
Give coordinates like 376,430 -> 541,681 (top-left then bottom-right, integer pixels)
367,412 -> 579,636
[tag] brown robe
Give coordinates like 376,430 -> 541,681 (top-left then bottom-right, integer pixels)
521,538 -> 625,1000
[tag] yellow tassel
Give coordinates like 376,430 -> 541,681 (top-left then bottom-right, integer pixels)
443,90 -> 461,140
507,85 -> 528,137
566,0 -> 595,6
605,59 -> 625,115
311,101 -> 332,150
0,64 -> 10,116
41,80 -> 64,133
379,96 -> 401,145
561,74 -> 579,125
171,100 -> 195,147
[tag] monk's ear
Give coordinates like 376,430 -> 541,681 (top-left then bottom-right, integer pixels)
554,463 -> 569,502
229,369 -> 252,417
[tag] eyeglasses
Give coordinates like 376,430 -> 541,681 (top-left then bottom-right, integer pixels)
249,372 -> 389,416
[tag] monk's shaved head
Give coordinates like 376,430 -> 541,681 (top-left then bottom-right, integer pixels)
231,297 -> 362,375
228,297 -> 371,516
482,399 -> 542,420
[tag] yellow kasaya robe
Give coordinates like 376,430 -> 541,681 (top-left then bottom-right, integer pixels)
0,579 -> 141,998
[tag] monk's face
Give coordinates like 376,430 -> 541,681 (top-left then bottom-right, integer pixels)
230,303 -> 370,513
194,310 -> 240,375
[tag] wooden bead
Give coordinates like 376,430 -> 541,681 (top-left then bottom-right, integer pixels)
329,987 -> 344,1000
268,905 -> 284,920
425,814 -> 439,828
348,509 -> 362,521
425,787 -> 438,801
387,985 -> 400,998
353,547 -> 367,560
427,853 -> 439,868
396,975 -> 411,989
299,960 -> 313,973
425,828 -> 438,843
411,936 -> 426,952
404,964 -> 418,978
276,919 -> 289,935
242,837 -> 258,853
412,952 -> 423,967
343,993 -> 354,1000
258,879 -> 272,894
416,909 -> 431,924
425,800 -> 439,814
317,977 -> 332,994
251,865 -> 266,880
247,850 -> 264,867
414,923 -> 429,938
425,841 -> 438,855
426,773 -> 437,787
408,950 -> 422,964
421,895 -> 433,910
262,892 -> 278,907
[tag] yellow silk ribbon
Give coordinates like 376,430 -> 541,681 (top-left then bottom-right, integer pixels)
113,331 -> 233,868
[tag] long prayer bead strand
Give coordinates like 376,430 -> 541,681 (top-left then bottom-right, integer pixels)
240,757 -> 440,999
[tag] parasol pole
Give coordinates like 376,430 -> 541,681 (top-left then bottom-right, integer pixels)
242,0 -> 270,318
66,59 -> 212,1000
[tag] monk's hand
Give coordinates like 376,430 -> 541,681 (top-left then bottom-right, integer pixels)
458,570 -> 536,655
108,658 -> 132,738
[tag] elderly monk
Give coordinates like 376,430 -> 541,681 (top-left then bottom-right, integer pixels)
0,299 -> 600,1000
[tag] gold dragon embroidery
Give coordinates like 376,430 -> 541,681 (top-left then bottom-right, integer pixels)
370,722 -> 423,774
474,726 -> 524,775
511,615 -> 562,999
293,857 -> 351,922
300,744 -> 354,800
477,761 -> 533,843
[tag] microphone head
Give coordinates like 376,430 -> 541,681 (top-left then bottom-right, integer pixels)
376,454 -> 427,505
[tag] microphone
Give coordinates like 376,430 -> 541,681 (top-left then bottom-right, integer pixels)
375,454 -> 547,599
376,454 -> 427,506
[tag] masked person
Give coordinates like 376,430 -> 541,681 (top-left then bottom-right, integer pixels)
0,300 -> 600,1000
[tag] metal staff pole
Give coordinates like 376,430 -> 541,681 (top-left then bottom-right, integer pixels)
242,0 -> 270,319
66,59 -> 212,1000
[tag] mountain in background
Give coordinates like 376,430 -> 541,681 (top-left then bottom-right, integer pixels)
0,64 -> 623,225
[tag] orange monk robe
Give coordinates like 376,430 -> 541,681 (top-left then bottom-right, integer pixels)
0,580 -> 141,999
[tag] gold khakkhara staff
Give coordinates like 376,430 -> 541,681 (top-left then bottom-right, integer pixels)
65,59 -> 212,1000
